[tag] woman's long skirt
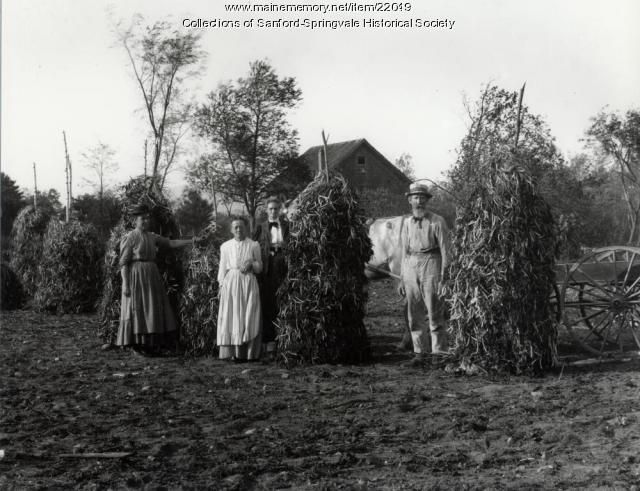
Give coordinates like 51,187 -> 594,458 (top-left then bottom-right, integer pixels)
217,269 -> 262,360
117,262 -> 177,348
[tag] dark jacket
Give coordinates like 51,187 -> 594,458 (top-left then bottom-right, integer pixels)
253,218 -> 290,275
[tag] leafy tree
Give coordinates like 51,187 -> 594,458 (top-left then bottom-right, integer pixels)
186,153 -> 228,222
586,109 -> 640,244
394,152 -> 415,180
1,172 -> 27,243
174,188 -> 213,236
74,192 -> 122,240
573,152 -> 631,247
262,155 -> 313,199
114,15 -> 205,188
81,142 -> 119,199
194,59 -> 303,230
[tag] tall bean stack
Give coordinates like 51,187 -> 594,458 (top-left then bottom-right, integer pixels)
178,224 -> 222,356
34,220 -> 103,314
10,205 -> 52,297
445,159 -> 558,374
97,177 -> 183,344
276,172 -> 372,366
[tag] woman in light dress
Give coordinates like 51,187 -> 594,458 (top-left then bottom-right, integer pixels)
117,203 -> 191,355
217,218 -> 263,361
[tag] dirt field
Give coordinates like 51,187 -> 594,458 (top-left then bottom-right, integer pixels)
2,279 -> 640,490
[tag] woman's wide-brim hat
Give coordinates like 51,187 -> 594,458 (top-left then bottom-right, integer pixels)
405,182 -> 433,198
129,203 -> 150,216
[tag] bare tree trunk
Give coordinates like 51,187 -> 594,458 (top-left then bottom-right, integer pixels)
210,182 -> 218,222
144,139 -> 148,177
247,198 -> 256,233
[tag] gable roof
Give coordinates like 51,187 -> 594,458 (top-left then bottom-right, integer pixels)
299,138 -> 411,185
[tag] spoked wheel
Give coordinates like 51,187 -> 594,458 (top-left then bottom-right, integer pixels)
549,283 -> 563,323
561,246 -> 640,356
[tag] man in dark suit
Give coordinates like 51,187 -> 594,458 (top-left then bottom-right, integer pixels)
253,196 -> 290,359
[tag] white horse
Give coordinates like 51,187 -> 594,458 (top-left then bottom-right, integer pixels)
365,215 -> 413,349
364,215 -> 408,282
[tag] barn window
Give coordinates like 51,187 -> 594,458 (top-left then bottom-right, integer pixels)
357,156 -> 366,172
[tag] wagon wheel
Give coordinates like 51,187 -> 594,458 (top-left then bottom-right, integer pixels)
578,248 -> 638,336
561,246 -> 640,356
549,283 -> 562,323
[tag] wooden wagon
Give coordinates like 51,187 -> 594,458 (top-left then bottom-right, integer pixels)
555,246 -> 640,356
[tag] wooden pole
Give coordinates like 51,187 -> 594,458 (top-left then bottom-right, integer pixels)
32,162 -> 38,210
63,131 -> 72,222
321,130 -> 329,182
514,82 -> 526,149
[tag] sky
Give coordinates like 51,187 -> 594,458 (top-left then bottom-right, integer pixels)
2,0 -> 639,202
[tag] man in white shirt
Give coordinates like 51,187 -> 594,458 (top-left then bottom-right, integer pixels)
397,182 -> 450,367
253,196 -> 290,359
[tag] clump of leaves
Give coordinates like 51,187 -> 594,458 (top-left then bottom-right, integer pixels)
97,176 -> 183,344
445,157 -> 558,374
10,205 -> 52,296
276,172 -> 372,366
34,220 -> 104,314
1,262 -> 25,310
178,224 -> 223,356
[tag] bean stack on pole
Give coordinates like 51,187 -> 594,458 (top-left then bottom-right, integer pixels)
178,224 -> 222,357
10,205 -> 52,298
276,132 -> 373,366
34,220 -> 103,314
445,156 -> 558,374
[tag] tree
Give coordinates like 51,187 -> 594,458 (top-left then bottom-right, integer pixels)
394,152 -> 415,180
194,59 -> 302,230
80,142 -> 120,238
81,142 -> 119,199
1,172 -> 27,243
186,153 -> 228,222
174,188 -> 213,236
114,15 -> 205,188
586,109 -> 640,244
74,192 -> 122,240
23,189 -> 63,219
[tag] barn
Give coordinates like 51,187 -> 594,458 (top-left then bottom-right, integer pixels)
297,138 -> 411,216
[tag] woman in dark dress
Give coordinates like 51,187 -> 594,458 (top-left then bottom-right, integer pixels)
116,204 -> 191,354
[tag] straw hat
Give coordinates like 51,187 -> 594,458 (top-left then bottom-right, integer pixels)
405,182 -> 433,198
